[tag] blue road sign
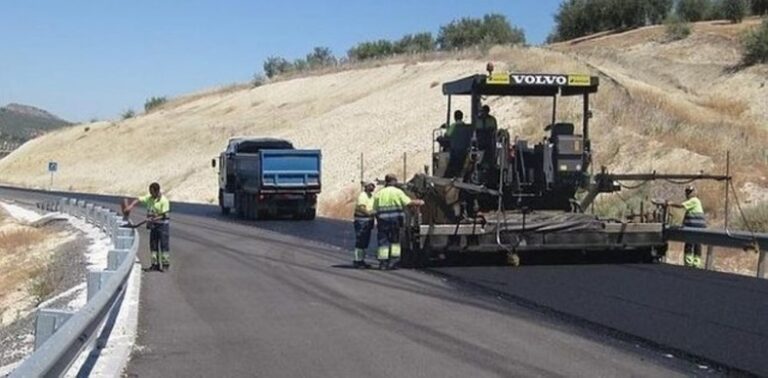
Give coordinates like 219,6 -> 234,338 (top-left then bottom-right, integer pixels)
48,161 -> 58,172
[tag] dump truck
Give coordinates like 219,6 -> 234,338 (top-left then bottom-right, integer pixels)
213,138 -> 321,220
398,66 -> 727,268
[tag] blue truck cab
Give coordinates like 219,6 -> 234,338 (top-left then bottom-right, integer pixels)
214,138 -> 321,220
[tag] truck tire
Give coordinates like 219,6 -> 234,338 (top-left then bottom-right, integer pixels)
246,195 -> 258,220
219,190 -> 230,215
235,193 -> 246,219
304,208 -> 316,220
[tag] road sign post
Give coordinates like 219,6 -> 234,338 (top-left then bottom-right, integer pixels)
48,161 -> 58,190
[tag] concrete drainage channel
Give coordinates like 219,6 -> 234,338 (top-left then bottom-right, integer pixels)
9,198 -> 140,377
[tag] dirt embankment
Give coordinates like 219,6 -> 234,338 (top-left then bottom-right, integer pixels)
0,19 -> 766,222
0,204 -> 88,367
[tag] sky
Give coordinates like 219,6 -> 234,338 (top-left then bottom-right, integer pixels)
0,0 -> 562,122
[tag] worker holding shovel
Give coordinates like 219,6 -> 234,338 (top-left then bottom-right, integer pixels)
123,182 -> 171,271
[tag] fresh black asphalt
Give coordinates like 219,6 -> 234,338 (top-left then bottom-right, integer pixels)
3,186 -> 766,376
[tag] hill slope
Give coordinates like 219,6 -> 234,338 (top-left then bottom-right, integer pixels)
0,19 -> 766,219
0,103 -> 71,144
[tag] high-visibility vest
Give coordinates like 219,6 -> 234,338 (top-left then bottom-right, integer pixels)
373,186 -> 412,219
682,197 -> 706,227
354,192 -> 374,219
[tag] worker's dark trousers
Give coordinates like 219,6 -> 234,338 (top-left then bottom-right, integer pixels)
149,222 -> 170,265
353,217 -> 374,261
683,213 -> 706,266
445,149 -> 468,178
376,216 -> 402,260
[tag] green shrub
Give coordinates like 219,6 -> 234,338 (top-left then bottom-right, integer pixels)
550,0 -> 673,42
437,13 -> 525,50
305,46 -> 336,69
753,0 -> 768,14
664,15 -> 692,41
121,109 -> 135,120
144,96 -> 167,113
743,18 -> 768,65
394,32 -> 436,54
348,40 -> 395,61
677,0 -> 713,22
722,0 -> 748,22
252,73 -> 267,87
263,56 -> 293,78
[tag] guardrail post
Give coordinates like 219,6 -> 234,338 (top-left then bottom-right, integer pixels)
705,246 -> 715,271
107,249 -> 131,270
85,203 -> 94,223
64,198 -> 72,214
109,215 -> 119,242
115,228 -> 134,250
75,200 -> 84,218
87,271 -> 116,301
34,309 -> 74,350
96,207 -> 107,230
758,249 -> 767,279
58,198 -> 67,213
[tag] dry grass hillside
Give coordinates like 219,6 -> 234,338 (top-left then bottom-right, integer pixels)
0,18 -> 766,221
550,18 -> 768,222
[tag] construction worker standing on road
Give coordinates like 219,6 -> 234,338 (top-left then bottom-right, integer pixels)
656,186 -> 706,268
352,181 -> 376,269
124,182 -> 171,271
373,174 -> 424,270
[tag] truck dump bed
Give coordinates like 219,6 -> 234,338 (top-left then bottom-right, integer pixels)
233,150 -> 321,193
260,150 -> 321,191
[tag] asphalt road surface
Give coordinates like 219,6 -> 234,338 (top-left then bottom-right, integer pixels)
3,186 -> 767,377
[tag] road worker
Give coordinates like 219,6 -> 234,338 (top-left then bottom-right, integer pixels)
352,181 -> 376,269
124,182 -> 171,271
476,104 -> 499,171
444,110 -> 474,178
655,185 -> 706,268
445,110 -> 468,138
373,174 -> 424,270
477,105 -> 498,132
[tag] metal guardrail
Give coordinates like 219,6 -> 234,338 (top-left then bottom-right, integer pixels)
10,198 -> 139,377
665,226 -> 768,279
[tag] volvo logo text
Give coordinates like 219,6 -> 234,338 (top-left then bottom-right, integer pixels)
511,75 -> 568,86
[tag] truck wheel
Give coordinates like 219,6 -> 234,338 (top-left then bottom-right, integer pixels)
219,190 -> 230,216
247,196 -> 258,220
235,194 -> 245,219
304,208 -> 316,220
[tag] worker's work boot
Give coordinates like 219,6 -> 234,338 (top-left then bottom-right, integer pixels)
683,253 -> 695,267
161,253 -> 170,270
693,256 -> 703,269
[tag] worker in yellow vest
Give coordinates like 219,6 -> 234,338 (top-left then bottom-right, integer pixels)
656,185 -> 707,268
373,174 -> 424,270
124,182 -> 171,271
352,181 -> 376,269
